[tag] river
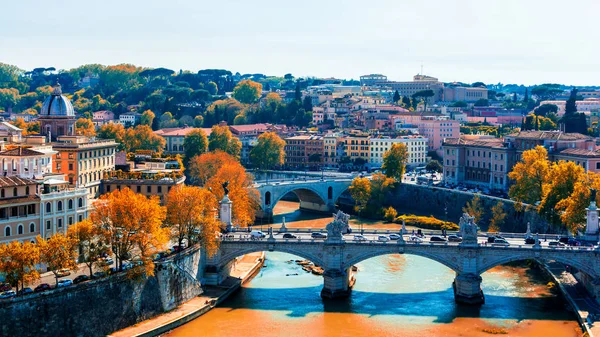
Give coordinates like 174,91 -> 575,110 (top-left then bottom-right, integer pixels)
166,201 -> 582,337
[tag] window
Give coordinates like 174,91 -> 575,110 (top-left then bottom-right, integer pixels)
4,226 -> 10,237
58,218 -> 62,228
25,186 -> 29,195
1,189 -> 4,198
157,186 -> 162,193
46,202 -> 52,213
136,186 -> 141,193
68,199 -> 73,210
57,201 -> 63,211
78,215 -> 83,223
147,186 -> 151,193
106,185 -> 111,192
13,188 -> 17,197
17,224 -> 23,235
69,163 -> 73,170
46,220 -> 51,230
68,217 -> 73,226
29,223 -> 35,233
78,198 -> 83,208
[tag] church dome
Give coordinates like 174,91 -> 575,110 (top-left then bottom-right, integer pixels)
41,82 -> 75,117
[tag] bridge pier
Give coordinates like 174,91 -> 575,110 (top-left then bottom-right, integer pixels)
453,273 -> 484,305
321,267 -> 354,299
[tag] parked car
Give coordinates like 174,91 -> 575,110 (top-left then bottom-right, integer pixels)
524,237 -> 540,245
57,279 -> 73,288
0,283 -> 11,292
567,238 -> 581,246
0,290 -> 16,299
283,233 -> 297,239
487,235 -> 505,243
378,235 -> 390,242
17,287 -> 33,296
430,236 -> 447,242
447,235 -> 462,242
73,275 -> 90,284
311,232 -> 327,239
56,268 -> 71,277
353,235 -> 368,242
388,234 -> 401,241
558,237 -> 570,244
492,238 -> 510,246
549,241 -> 565,247
409,235 -> 423,243
92,271 -> 106,279
34,283 -> 51,293
250,230 -> 266,239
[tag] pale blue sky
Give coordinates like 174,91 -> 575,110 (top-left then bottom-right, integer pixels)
1,0 -> 599,86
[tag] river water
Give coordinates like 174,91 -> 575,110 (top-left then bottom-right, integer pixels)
166,202 -> 582,337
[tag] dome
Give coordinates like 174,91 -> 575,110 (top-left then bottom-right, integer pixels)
41,82 -> 75,117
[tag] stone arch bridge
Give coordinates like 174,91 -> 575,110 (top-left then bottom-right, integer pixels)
254,178 -> 353,219
205,238 -> 600,304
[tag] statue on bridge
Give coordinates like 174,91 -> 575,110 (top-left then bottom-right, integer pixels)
222,181 -> 230,196
459,213 -> 478,245
326,211 -> 350,242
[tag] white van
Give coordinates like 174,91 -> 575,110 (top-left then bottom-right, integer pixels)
250,230 -> 266,239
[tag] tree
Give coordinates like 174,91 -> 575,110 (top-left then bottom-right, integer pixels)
123,125 -> 166,154
488,202 -> 506,232
450,101 -> 468,108
38,233 -> 78,286
302,96 -> 313,112
393,90 -> 401,104
165,185 -> 219,255
523,88 -> 529,102
193,115 -> 204,127
67,220 -> 109,277
159,111 -> 178,129
0,241 -> 40,294
206,81 -> 218,95
265,92 -> 282,107
425,160 -> 443,173
463,194 -> 484,224
412,89 -> 435,111
249,132 -> 286,170
382,143 -> 409,181
383,206 -> 398,222
208,125 -> 241,160
183,129 -> 209,160
204,98 -> 245,126
140,109 -> 155,127
401,96 -> 411,108
232,80 -> 262,104
472,82 -> 486,88
349,177 -> 371,216
539,161 -> 585,229
474,99 -> 489,107
91,188 -> 168,275
554,172 -> 599,234
531,84 -> 562,101
75,117 -> 96,137
508,146 -> 550,206
97,122 -> 125,148
565,88 -> 578,116
560,89 -> 587,134
534,104 -> 558,117
0,88 -> 19,111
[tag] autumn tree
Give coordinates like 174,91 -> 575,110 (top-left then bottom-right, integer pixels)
75,117 -> 96,137
208,125 -> 241,160
165,185 -> 220,255
37,233 -> 78,286
463,194 -> 484,224
488,201 -> 506,232
249,132 -> 286,170
0,241 -> 40,294
539,161 -> 585,229
367,173 -> 396,216
159,111 -> 178,129
97,122 -> 126,149
232,79 -> 262,104
508,146 -> 550,207
91,188 -> 168,276
349,177 -> 371,216
183,129 -> 208,160
67,220 -> 109,277
123,125 -> 166,154
556,172 -> 600,233
383,143 -> 409,181
140,109 -> 155,127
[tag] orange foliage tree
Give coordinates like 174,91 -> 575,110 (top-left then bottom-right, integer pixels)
91,188 -> 168,277
189,151 -> 259,227
67,219 -> 110,277
0,241 -> 40,294
165,185 -> 220,255
37,233 -> 78,286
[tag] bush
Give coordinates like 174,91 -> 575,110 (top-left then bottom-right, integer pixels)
383,207 -> 398,222
394,214 -> 458,231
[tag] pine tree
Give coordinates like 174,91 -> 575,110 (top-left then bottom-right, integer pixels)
294,82 -> 302,101
523,88 -> 529,102
520,117 -> 526,131
393,90 -> 401,104
513,93 -> 517,102
564,88 -> 578,116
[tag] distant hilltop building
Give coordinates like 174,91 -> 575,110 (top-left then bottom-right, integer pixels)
39,82 -> 76,141
360,74 -> 387,86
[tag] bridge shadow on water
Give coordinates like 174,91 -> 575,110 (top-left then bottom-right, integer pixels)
217,285 -> 574,324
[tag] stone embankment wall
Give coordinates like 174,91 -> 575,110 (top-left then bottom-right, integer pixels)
0,246 -> 204,337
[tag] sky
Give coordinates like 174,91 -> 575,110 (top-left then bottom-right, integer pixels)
1,0 -> 599,86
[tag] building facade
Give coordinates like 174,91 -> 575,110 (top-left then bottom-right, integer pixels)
369,136 -> 428,168
284,135 -> 324,169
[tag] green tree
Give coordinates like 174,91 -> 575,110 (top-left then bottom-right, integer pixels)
206,81 -> 218,95
193,115 -> 204,127
474,98 -> 489,107
425,160 -> 443,173
183,129 -> 209,160
412,89 -> 435,111
159,111 -> 178,129
565,88 -> 577,115
0,88 -> 19,111
393,90 -> 401,103
382,143 -> 409,181
232,80 -> 262,104
249,132 -> 286,170
401,96 -> 411,108
208,125 -> 241,159
140,109 -> 155,126
534,104 -> 559,117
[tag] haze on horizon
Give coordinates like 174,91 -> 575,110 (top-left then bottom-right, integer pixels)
2,0 -> 599,86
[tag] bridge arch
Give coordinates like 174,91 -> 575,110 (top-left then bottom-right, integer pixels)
342,249 -> 462,274
477,252 -> 599,279
218,246 -> 325,269
269,185 -> 329,214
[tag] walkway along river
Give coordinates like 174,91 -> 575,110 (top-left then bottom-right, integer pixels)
165,202 -> 584,337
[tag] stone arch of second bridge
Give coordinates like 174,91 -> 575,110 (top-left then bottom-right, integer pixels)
218,245 -> 325,269
265,185 -> 330,214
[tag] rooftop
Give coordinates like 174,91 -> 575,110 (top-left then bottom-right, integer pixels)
0,176 -> 38,187
506,131 -> 592,141
0,147 -> 45,157
443,137 -> 506,148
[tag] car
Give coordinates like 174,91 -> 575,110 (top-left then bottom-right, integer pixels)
92,271 -> 106,279
549,241 -> 565,247
102,257 -> 114,266
353,235 -> 368,241
378,235 -> 390,242
558,237 -> 570,244
34,283 -> 51,293
282,233 -> 297,239
388,234 -> 401,240
487,235 -> 505,243
56,268 -> 71,277
447,235 -> 462,242
73,275 -> 90,284
492,238 -> 510,246
0,283 -> 11,292
408,235 -> 423,243
524,237 -> 540,245
17,287 -> 33,296
311,232 -> 327,239
567,238 -> 581,246
57,279 -> 73,288
0,290 -> 16,299
250,230 -> 266,239
430,236 -> 447,242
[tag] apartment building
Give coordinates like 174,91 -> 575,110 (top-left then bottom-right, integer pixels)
284,135 -> 324,169
341,133 -> 370,163
539,98 -> 600,116
39,175 -> 89,238
155,127 -> 212,154
375,74 -> 445,102
443,86 -> 489,102
102,171 -> 185,205
0,177 -> 40,244
417,117 -> 460,152
369,136 -> 428,168
323,133 -> 341,168
0,146 -> 55,179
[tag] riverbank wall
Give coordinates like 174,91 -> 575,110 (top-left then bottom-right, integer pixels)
0,246 -> 204,337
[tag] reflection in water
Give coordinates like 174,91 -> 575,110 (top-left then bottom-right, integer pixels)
167,253 -> 581,337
